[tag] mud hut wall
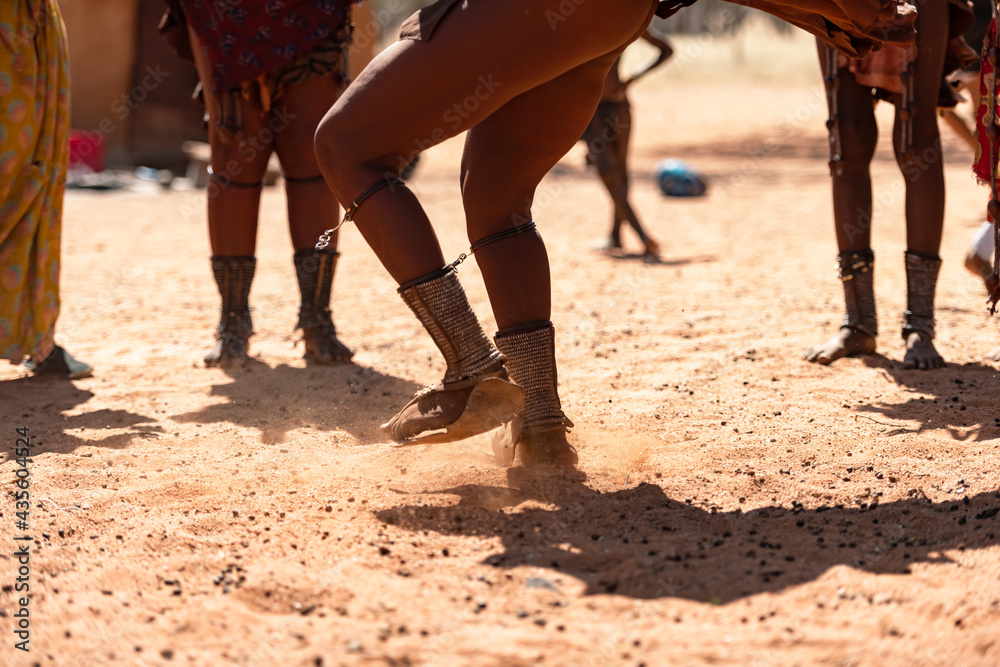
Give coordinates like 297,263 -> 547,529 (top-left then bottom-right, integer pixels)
60,0 -> 141,166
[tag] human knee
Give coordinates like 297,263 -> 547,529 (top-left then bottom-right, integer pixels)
835,136 -> 877,172
315,116 -> 403,203
276,126 -> 323,177
462,175 -> 537,232
208,137 -> 271,184
895,135 -> 942,178
314,114 -> 357,197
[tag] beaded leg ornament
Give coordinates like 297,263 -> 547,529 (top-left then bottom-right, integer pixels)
383,220 -> 543,445
205,256 -> 256,367
382,266 -> 523,445
823,44 -> 845,177
320,178 -> 561,445
492,322 -> 577,466
839,249 -> 878,338
293,249 -> 354,364
901,250 -> 941,341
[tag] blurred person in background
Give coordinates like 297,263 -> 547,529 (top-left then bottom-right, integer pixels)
960,0 -> 1000,361
0,0 -> 92,379
583,29 -> 673,261
160,0 -> 360,367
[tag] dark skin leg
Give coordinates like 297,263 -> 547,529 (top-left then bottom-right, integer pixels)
805,1 -> 948,369
193,35 -> 346,255
894,0 -> 947,370
316,0 -> 659,462
803,42 -> 879,365
274,72 -> 354,363
606,30 -> 671,257
192,29 -> 352,364
463,60 -> 632,464
189,26 -> 273,257
315,0 -> 659,282
587,34 -> 671,259
190,27 -> 272,366
588,97 -> 661,258
462,61 -> 625,328
273,72 -> 345,253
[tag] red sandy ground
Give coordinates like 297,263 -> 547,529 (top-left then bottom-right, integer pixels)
2,50 -> 999,666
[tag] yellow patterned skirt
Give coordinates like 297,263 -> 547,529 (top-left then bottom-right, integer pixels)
0,0 -> 69,363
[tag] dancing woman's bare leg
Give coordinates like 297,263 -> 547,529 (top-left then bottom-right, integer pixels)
458,17 -> 655,464
461,56 -> 624,328
461,55 -> 633,465
315,0 -> 659,285
314,0 -> 658,458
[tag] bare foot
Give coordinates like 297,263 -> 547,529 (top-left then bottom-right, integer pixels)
986,344 -> 1000,362
204,334 -> 250,368
642,238 -> 662,264
902,332 -> 945,370
964,247 -> 992,282
302,325 -> 354,364
518,428 -> 578,466
803,327 -> 876,365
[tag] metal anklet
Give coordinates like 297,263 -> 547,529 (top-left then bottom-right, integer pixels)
207,166 -> 266,189
449,222 -> 538,270
315,176 -> 405,250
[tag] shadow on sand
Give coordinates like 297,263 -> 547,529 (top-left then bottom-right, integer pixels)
855,357 -> 1000,442
378,467 -> 1000,602
172,360 -> 421,445
0,376 -> 156,460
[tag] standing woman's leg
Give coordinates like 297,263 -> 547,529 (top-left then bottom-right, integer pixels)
604,99 -> 661,257
804,40 -> 880,365
273,70 -> 354,364
315,0 -> 658,451
188,27 -> 275,367
581,102 -> 627,252
0,0 -> 91,379
893,0 -> 949,370
588,99 -> 656,255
